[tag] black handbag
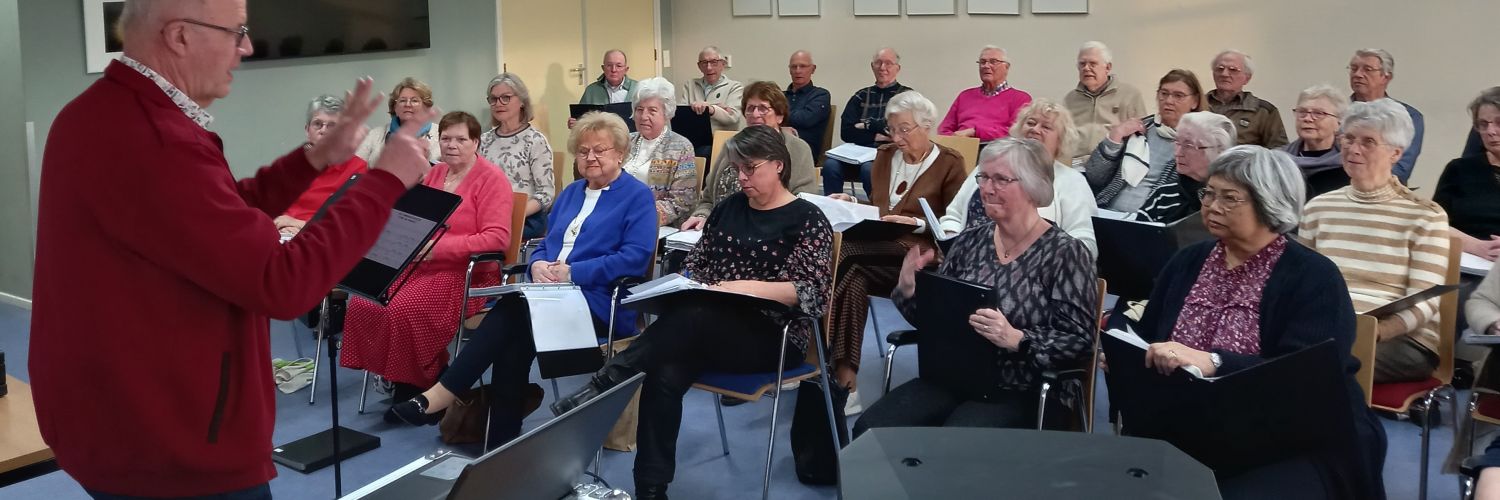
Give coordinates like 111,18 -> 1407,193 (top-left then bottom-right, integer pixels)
790,378 -> 849,485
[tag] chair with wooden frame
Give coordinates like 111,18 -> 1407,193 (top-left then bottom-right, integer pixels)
708,130 -> 736,186
817,104 -> 838,167
929,134 -> 982,174
1351,236 -> 1462,500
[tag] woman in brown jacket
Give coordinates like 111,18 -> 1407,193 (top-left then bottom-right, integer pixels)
828,90 -> 967,412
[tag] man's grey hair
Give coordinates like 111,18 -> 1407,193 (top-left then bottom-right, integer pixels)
979,45 -> 1007,59
1207,146 -> 1306,234
119,0 -> 207,43
699,46 -> 721,60
1078,41 -> 1112,63
872,47 -> 901,64
633,77 -> 677,119
1353,48 -> 1396,76
885,91 -> 938,130
1297,84 -> 1350,120
977,137 -> 1055,207
1344,99 -> 1415,150
488,72 -> 536,124
1177,112 -> 1237,158
1213,49 -> 1254,76
602,49 -> 627,64
305,95 -> 343,126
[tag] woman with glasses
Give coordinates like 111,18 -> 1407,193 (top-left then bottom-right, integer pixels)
682,81 -> 818,231
387,112 -> 657,448
1128,146 -> 1386,500
356,77 -> 441,164
1083,69 -> 1207,214
854,137 -> 1097,433
1302,100 -> 1451,385
622,77 -> 699,228
939,98 -> 1098,257
1132,112 -> 1237,223
342,111 -> 514,416
1281,85 -> 1350,199
550,126 -> 834,500
1436,87 -> 1500,263
479,72 -> 554,240
827,90 -> 967,412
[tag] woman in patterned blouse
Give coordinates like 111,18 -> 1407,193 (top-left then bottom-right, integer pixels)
854,137 -> 1097,434
551,126 -> 833,500
479,72 -> 555,240
1129,146 -> 1386,499
623,77 -> 700,227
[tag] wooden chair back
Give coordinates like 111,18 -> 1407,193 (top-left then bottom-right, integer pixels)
709,130 -> 736,173
1353,314 -> 1378,406
553,151 -> 568,191
1083,278 -> 1106,432
930,135 -> 982,174
694,156 -> 707,194
818,104 -> 838,165
1435,235 -> 1463,386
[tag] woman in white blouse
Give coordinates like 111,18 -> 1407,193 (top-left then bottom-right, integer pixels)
479,73 -> 556,239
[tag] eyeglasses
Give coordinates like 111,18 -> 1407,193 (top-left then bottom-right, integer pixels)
871,60 -> 899,69
733,159 -> 770,176
576,146 -> 615,159
396,98 -> 426,107
1348,65 -> 1384,75
698,59 -> 725,67
974,172 -> 1020,187
1197,188 -> 1249,210
602,63 -> 627,70
977,58 -> 1009,67
884,124 -> 921,138
1292,108 -> 1338,120
745,104 -> 774,116
1339,134 -> 1388,150
486,94 -> 515,105
1213,64 -> 1245,75
1157,90 -> 1195,102
173,18 -> 249,48
307,119 -> 337,131
1174,141 -> 1214,152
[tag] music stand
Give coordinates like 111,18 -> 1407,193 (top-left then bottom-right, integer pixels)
273,182 -> 462,498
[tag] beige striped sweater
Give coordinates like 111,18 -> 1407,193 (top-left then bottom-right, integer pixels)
1299,178 -> 1450,353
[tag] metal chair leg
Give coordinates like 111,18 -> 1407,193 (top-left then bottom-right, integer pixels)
868,306 -> 886,359
358,371 -> 370,414
810,319 -> 845,500
882,344 -> 900,395
714,394 -> 730,456
762,322 -> 794,500
308,326 -> 323,406
1420,390 -> 1439,500
551,379 -> 560,399
1036,381 -> 1052,430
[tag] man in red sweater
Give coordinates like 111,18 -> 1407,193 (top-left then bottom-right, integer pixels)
29,1 -> 432,498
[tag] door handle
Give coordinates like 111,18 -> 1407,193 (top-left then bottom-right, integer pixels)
568,64 -> 585,85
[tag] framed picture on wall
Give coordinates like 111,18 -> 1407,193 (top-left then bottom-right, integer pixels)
967,0 -> 1020,15
778,0 -> 820,17
905,0 -> 954,15
1032,0 -> 1088,14
83,0 -> 126,73
853,0 -> 900,16
732,0 -> 773,17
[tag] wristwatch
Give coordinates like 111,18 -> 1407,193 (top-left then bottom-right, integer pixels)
1209,352 -> 1223,369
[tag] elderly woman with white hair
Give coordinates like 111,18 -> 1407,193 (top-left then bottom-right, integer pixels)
940,98 -> 1097,257
275,95 -> 369,237
854,137 -> 1097,434
624,77 -> 699,227
1133,111 -> 1237,223
1301,99 -> 1451,384
1281,84 -> 1350,199
826,91 -> 967,407
1128,146 -> 1386,500
480,73 -> 555,240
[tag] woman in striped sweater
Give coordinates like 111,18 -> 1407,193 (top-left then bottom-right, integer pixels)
1300,99 -> 1451,383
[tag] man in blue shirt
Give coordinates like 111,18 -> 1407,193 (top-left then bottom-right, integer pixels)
785,50 -> 831,159
1349,48 -> 1424,184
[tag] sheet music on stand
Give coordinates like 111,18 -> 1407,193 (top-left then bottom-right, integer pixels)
336,185 -> 462,305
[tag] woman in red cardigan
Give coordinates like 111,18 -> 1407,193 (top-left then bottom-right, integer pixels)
341,111 -> 514,414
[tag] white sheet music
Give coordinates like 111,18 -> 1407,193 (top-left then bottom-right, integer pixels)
364,210 -> 438,269
798,193 -> 880,228
826,143 -> 878,164
522,287 -> 600,353
1462,252 -> 1493,276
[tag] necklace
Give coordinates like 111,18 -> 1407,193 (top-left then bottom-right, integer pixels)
443,165 -> 469,192
997,217 -> 1046,261
889,146 -> 934,208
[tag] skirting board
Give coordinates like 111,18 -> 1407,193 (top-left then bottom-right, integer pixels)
0,291 -> 32,310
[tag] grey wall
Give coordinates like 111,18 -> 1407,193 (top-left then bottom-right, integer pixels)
0,0 -> 34,303
20,0 -> 499,177
11,0 -> 499,301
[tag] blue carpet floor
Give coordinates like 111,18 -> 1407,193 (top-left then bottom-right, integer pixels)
0,298 -> 1472,499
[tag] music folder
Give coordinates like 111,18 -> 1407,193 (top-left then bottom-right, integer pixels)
619,274 -> 791,318
1101,333 -> 1353,471
465,282 -> 604,379
669,105 -> 713,152
340,184 -> 462,305
569,103 -> 636,132
1093,211 -> 1213,300
1362,284 -> 1459,318
913,271 -> 1001,399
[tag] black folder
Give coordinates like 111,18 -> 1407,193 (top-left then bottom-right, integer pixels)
1093,212 -> 1213,300
1101,335 -> 1351,471
913,271 -> 1001,399
620,287 -> 790,318
336,184 -> 461,305
835,219 -> 917,241
569,103 -> 636,132
1364,284 -> 1458,317
669,106 -> 713,152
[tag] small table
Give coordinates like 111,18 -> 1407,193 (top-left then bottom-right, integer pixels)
0,375 -> 59,487
840,427 -> 1221,500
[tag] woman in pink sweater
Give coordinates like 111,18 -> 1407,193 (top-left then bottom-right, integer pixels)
342,111 -> 514,412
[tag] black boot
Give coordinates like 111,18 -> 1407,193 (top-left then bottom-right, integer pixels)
550,375 -> 608,416
635,482 -> 669,500
551,350 -> 645,415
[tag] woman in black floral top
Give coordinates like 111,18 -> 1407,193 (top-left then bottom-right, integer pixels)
854,138 -> 1097,436
551,126 -> 833,500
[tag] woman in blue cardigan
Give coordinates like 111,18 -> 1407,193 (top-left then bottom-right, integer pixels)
386,112 -> 657,445
1125,146 -> 1386,500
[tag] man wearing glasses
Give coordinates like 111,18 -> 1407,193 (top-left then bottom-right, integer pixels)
1348,48 -> 1424,184
680,46 -> 745,146
580,49 -> 637,105
1206,49 -> 1288,149
823,47 -> 912,198
784,50 -> 831,158
29,1 -> 433,498
937,45 -> 1033,144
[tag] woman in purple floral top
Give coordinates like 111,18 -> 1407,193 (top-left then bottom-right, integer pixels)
551,126 -> 833,500
1127,146 -> 1386,500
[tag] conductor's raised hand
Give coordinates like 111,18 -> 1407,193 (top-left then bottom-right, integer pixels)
373,104 -> 440,188
306,77 -> 382,169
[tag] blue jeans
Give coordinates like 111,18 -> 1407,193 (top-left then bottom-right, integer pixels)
821,157 -> 873,197
88,483 -> 270,500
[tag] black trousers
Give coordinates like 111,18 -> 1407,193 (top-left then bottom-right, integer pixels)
438,295 -> 609,443
605,302 -> 802,485
852,377 -> 1067,439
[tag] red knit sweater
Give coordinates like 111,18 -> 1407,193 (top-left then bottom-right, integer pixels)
29,61 -> 408,496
